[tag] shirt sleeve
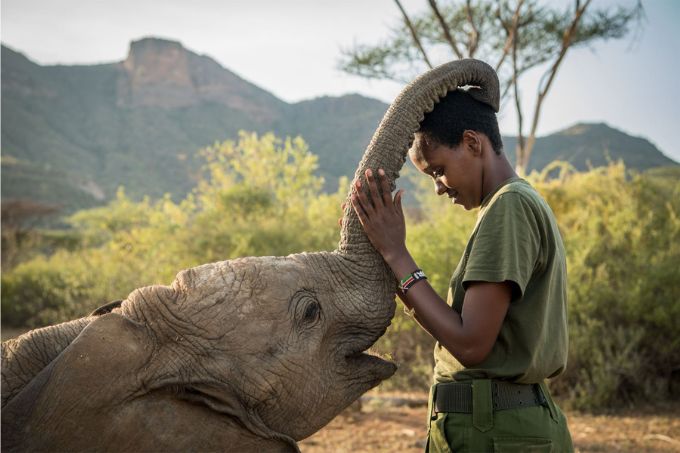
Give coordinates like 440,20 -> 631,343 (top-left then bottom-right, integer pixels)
462,192 -> 541,300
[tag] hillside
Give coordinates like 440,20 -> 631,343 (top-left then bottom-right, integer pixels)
2,38 -> 676,216
1,38 -> 387,214
504,123 -> 677,172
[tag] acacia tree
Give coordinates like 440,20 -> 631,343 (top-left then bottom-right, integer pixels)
1,200 -> 59,270
339,0 -> 643,174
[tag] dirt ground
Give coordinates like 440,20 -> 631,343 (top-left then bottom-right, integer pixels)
300,392 -> 680,453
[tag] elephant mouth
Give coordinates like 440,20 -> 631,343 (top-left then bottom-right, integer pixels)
343,322 -> 397,384
346,350 -> 397,382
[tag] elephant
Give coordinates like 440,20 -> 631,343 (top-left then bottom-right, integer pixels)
1,59 -> 499,452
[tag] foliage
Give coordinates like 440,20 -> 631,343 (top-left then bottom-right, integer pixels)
377,162 -> 680,408
1,199 -> 62,270
2,131 -> 679,409
1,132 -> 346,327
340,0 -> 641,87
338,0 -> 644,172
532,163 -> 680,409
2,44 -> 387,216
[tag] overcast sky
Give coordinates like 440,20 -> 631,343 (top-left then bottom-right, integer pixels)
2,0 -> 679,162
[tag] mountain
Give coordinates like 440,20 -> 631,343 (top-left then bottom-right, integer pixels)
503,123 -> 677,172
1,38 -> 387,214
2,38 -> 676,216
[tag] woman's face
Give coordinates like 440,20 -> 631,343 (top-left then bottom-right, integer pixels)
409,131 -> 484,210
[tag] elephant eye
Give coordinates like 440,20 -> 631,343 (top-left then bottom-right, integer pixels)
290,289 -> 322,329
303,302 -> 320,323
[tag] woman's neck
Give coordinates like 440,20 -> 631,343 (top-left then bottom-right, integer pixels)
481,153 -> 518,200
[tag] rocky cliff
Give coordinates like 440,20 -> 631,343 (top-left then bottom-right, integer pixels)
1,38 -> 675,217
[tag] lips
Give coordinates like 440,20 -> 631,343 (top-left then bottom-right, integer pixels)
448,189 -> 459,202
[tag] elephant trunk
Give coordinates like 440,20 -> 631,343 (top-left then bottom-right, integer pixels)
2,317 -> 94,407
335,59 -> 500,304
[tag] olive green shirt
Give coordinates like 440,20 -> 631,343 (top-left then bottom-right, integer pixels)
433,178 -> 568,384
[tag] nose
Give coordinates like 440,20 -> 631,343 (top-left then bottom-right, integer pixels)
434,179 -> 447,196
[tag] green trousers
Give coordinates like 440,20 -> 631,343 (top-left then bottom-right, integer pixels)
426,380 -> 574,453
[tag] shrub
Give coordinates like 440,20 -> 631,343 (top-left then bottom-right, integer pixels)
3,131 -> 679,411
378,162 -> 680,409
1,132 -> 344,327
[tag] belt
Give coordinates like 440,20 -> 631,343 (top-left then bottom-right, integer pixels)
434,380 -> 547,414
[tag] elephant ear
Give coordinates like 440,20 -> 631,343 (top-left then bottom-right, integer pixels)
89,299 -> 124,316
4,314 -> 152,418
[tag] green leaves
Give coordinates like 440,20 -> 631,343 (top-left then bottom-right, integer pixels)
377,162 -> 680,407
339,0 -> 642,92
533,163 -> 680,408
1,132 -> 342,327
3,131 -> 678,410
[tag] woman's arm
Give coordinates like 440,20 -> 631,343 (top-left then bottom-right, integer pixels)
351,168 -> 511,366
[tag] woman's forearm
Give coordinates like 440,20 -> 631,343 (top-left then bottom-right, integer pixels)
385,250 -> 480,366
387,248 -> 511,366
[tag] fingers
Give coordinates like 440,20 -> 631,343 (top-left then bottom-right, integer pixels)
378,169 -> 393,206
352,168 -> 398,221
350,193 -> 369,227
364,169 -> 383,209
354,178 -> 375,217
338,201 -> 347,227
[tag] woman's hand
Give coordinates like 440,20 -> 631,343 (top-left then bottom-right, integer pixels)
350,168 -> 407,264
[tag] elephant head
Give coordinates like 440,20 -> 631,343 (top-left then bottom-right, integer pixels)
1,59 -> 499,452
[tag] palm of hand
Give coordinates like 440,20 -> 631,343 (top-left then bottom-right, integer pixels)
350,168 -> 406,261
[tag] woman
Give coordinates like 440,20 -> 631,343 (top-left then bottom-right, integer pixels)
350,88 -> 574,452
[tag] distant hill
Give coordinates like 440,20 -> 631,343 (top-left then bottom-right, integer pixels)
503,123 -> 677,172
2,38 -> 676,215
1,38 -> 387,214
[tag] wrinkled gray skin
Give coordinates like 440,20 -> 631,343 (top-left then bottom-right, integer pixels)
1,59 -> 499,452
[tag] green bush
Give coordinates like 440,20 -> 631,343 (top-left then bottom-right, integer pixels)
377,162 -> 680,408
1,132 -> 345,327
2,130 -> 679,410
1,257 -> 77,327
536,164 -> 680,409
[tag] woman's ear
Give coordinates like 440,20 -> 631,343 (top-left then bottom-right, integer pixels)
463,130 -> 483,156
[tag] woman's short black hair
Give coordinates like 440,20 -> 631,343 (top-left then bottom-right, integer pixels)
418,89 -> 503,154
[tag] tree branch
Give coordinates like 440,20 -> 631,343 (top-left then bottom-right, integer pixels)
465,0 -> 480,57
511,12 -> 525,172
525,0 -> 593,166
340,0 -> 643,172
499,75 -> 513,102
495,0 -> 525,72
428,0 -> 464,59
394,0 -> 433,68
